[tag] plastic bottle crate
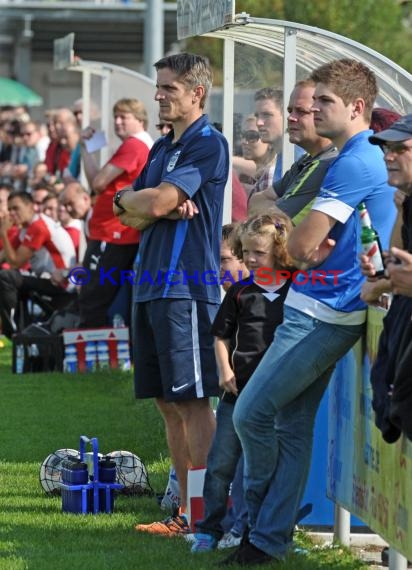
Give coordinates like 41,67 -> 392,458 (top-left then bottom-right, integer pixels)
62,327 -> 130,373
58,436 -> 123,514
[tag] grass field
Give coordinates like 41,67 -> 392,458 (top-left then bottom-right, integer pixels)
0,339 -> 367,569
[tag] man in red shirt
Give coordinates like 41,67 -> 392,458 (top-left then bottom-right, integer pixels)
0,182 -> 19,269
78,98 -> 153,327
44,109 -> 71,179
0,191 -> 76,338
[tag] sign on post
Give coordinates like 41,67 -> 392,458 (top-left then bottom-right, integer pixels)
53,33 -> 75,70
177,0 -> 234,39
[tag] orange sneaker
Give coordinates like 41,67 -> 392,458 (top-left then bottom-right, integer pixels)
134,509 -> 190,536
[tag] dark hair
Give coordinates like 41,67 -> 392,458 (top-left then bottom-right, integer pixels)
222,223 -> 235,241
8,190 -> 33,204
42,190 -> 59,204
310,59 -> 377,122
31,181 -> 56,193
6,119 -> 21,136
254,88 -> 283,111
156,122 -> 173,131
154,53 -> 213,109
370,108 -> 402,133
0,181 -> 14,193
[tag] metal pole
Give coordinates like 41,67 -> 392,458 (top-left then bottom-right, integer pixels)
144,0 -> 164,80
389,548 -> 408,570
80,69 -> 91,188
100,70 -> 111,167
222,37 -> 235,226
13,15 -> 33,86
281,27 -> 297,175
334,504 -> 351,545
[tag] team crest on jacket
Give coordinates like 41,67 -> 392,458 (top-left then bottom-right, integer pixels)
167,150 -> 181,172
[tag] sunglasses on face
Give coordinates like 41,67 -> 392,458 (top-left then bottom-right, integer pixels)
381,142 -> 412,155
241,130 -> 260,143
156,123 -> 173,131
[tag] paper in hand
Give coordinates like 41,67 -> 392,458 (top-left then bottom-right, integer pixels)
84,130 -> 107,153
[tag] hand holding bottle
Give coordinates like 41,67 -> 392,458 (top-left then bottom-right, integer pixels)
358,202 -> 385,278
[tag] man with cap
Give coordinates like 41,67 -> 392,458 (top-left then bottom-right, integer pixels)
360,114 -> 412,447
362,113 -> 412,299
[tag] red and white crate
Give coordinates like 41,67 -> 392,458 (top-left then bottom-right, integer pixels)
62,327 -> 130,373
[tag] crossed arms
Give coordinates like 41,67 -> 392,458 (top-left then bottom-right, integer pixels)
113,183 -> 198,230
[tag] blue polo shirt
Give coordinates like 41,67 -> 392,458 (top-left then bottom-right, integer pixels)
132,114 -> 229,303
286,130 -> 396,323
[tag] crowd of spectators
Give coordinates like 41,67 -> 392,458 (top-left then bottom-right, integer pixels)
0,96 -> 153,336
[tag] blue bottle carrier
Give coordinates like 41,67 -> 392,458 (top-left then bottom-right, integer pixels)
59,435 -> 123,514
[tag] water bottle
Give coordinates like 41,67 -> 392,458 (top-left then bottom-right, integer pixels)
29,344 -> 40,358
117,340 -> 131,371
29,343 -> 42,373
85,341 -> 97,372
97,340 -> 110,369
112,313 -> 125,328
97,456 -> 117,513
64,344 -> 78,373
15,344 -> 25,374
61,458 -> 89,514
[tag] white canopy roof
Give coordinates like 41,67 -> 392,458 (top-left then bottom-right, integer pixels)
205,15 -> 412,113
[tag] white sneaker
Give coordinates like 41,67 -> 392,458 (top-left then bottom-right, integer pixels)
184,533 -> 196,544
218,531 -> 242,550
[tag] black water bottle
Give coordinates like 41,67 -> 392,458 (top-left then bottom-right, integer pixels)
98,456 -> 117,513
61,458 -> 89,514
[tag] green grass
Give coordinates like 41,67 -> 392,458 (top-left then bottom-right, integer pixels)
0,340 -> 367,569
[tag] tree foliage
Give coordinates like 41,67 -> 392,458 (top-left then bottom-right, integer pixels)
282,0 -> 411,72
185,0 -> 412,78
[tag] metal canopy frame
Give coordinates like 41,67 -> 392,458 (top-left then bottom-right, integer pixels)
205,16 -> 412,113
67,59 -> 157,164
56,56 -> 156,185
201,15 -> 412,223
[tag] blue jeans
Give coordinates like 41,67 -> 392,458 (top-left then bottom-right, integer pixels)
222,456 -> 248,536
195,399 -> 244,540
233,306 -> 364,559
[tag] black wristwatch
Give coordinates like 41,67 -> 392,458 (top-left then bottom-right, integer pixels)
113,188 -> 132,212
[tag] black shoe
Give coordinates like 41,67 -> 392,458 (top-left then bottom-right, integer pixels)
381,547 -> 412,568
217,541 -> 274,566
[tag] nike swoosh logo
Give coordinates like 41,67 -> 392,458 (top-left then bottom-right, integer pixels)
171,383 -> 189,393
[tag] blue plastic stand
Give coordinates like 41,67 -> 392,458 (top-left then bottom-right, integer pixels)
59,435 -> 123,514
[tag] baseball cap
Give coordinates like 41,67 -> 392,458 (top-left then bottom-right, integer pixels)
369,113 -> 412,145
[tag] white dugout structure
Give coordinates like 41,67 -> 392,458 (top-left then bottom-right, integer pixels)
177,2 -> 412,569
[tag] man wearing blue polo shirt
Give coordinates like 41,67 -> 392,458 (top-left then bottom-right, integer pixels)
113,53 -> 229,536
227,59 -> 397,566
